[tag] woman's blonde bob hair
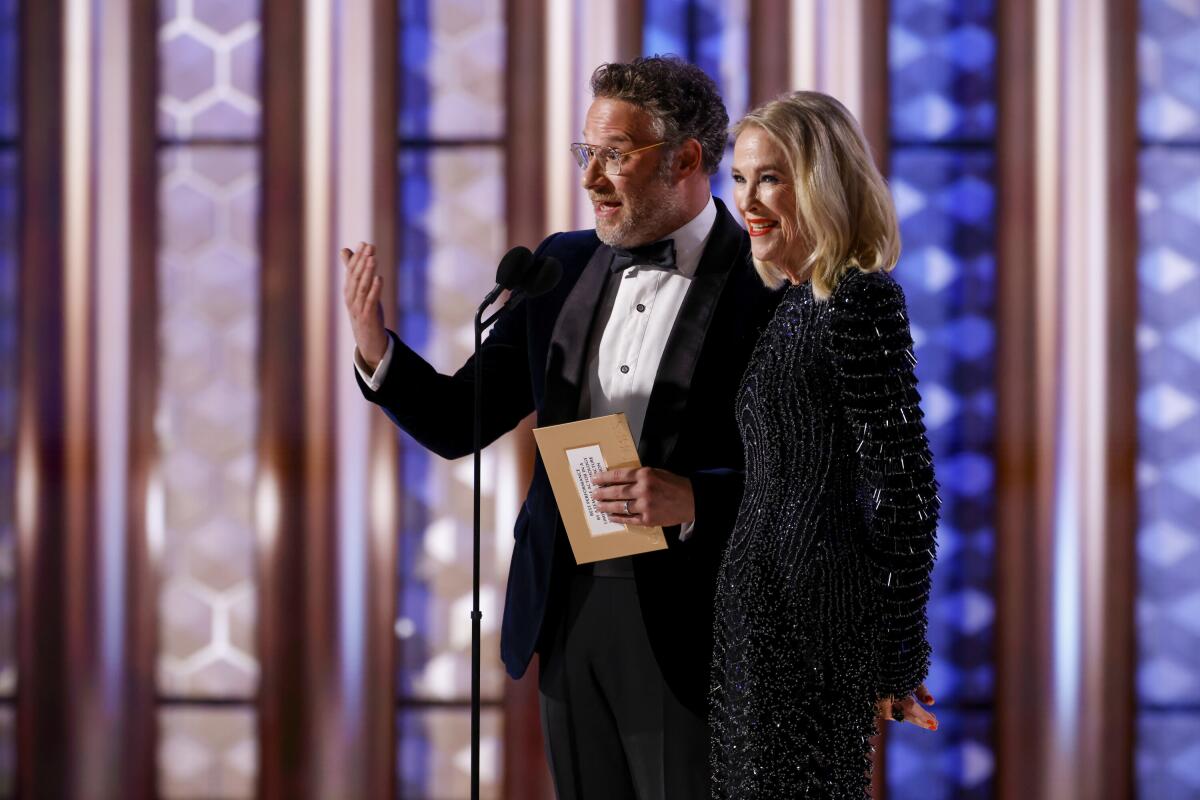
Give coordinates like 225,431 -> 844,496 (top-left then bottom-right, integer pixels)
732,91 -> 900,298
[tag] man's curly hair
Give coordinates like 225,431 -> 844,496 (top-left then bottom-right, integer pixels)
590,55 -> 729,176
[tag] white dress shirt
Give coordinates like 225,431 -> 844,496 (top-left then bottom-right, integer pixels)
356,196 -> 718,535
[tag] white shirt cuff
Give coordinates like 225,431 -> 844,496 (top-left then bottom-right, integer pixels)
354,336 -> 394,392
678,520 -> 695,542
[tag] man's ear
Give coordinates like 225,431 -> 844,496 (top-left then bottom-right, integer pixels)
674,138 -> 704,178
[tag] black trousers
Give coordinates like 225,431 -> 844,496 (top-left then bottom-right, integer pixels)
538,572 -> 710,799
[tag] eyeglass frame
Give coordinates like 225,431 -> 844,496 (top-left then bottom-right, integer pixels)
569,140 -> 669,176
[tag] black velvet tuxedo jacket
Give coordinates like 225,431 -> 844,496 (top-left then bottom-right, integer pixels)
356,199 -> 780,713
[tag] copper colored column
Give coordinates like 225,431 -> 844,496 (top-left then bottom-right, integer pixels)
257,0 -> 316,795
366,0 -> 401,794
861,9 -> 890,798
17,0 -> 156,796
15,1 -> 74,795
1093,0 -> 1138,795
749,0 -> 791,108
502,0 -> 554,796
124,0 -> 163,795
994,2 -> 1051,798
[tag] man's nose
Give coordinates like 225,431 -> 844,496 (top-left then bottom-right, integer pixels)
580,156 -> 608,190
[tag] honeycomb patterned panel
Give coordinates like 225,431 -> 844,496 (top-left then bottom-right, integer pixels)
641,0 -> 746,225
890,0 -> 996,143
398,0 -> 505,140
1137,146 -> 1200,800
0,0 -> 16,138
1140,0 -> 1200,144
887,710 -> 993,800
886,147 -> 997,800
394,147 -> 508,707
397,708 -> 501,800
643,0 -> 749,124
156,145 -> 261,700
159,0 -> 262,140
1137,711 -> 1200,800
887,2 -> 997,796
159,708 -> 256,799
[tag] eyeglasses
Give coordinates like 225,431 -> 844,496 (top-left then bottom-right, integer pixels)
569,141 -> 668,176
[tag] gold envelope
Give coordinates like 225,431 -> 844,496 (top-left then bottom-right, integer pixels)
532,413 -> 668,564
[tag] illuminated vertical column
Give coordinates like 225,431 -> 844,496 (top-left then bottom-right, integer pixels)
789,0 -> 872,129
332,0 -> 399,796
545,0 -> 641,233
14,0 -> 156,795
1032,1 -> 1138,797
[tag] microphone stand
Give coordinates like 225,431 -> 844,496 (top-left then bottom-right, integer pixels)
471,302 -> 485,800
470,289 -> 520,800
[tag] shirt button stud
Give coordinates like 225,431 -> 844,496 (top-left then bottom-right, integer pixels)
636,303 -> 646,312
620,365 -> 630,374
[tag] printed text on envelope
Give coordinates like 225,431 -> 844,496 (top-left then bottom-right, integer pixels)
565,445 -> 626,536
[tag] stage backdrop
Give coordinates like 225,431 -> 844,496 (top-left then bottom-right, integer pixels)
0,1 -> 1197,799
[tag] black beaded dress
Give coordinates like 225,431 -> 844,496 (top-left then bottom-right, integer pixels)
710,268 -> 939,798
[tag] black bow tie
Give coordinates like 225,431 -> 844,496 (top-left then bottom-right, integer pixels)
609,239 -> 677,273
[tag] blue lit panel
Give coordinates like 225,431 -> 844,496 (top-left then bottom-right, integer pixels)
642,0 -> 749,120
398,0 -> 504,140
888,1 -> 997,796
1137,3 -> 1200,797
886,148 -> 997,800
394,147 -> 507,706
888,710 -> 993,800
395,1 -> 510,793
890,0 -> 996,143
0,0 -> 16,138
1140,0 -> 1200,144
642,0 -> 747,229
397,709 -> 502,799
1137,711 -> 1200,799
1136,146 -> 1200,800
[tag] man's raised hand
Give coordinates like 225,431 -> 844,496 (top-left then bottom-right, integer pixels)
341,242 -> 388,370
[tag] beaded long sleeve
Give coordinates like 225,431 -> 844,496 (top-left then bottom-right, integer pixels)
829,271 -> 939,700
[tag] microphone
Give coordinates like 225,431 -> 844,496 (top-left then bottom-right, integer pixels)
479,246 -> 536,309
519,256 -> 562,299
485,255 -> 561,327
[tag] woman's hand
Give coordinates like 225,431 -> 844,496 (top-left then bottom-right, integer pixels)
878,683 -> 938,731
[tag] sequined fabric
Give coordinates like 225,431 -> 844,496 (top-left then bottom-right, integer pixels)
710,269 -> 939,798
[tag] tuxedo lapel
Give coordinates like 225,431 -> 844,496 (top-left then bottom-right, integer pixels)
639,201 -> 747,466
542,244 -> 614,426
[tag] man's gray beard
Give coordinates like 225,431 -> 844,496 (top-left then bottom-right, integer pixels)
594,179 -> 686,248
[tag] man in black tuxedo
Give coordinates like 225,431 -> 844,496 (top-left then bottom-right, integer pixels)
342,56 -> 779,799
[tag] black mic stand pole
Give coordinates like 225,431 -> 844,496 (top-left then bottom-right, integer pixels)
469,260 -> 552,799
471,288 -> 517,800
471,302 -> 486,800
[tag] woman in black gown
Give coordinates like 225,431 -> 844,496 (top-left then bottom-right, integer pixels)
710,91 -> 940,798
